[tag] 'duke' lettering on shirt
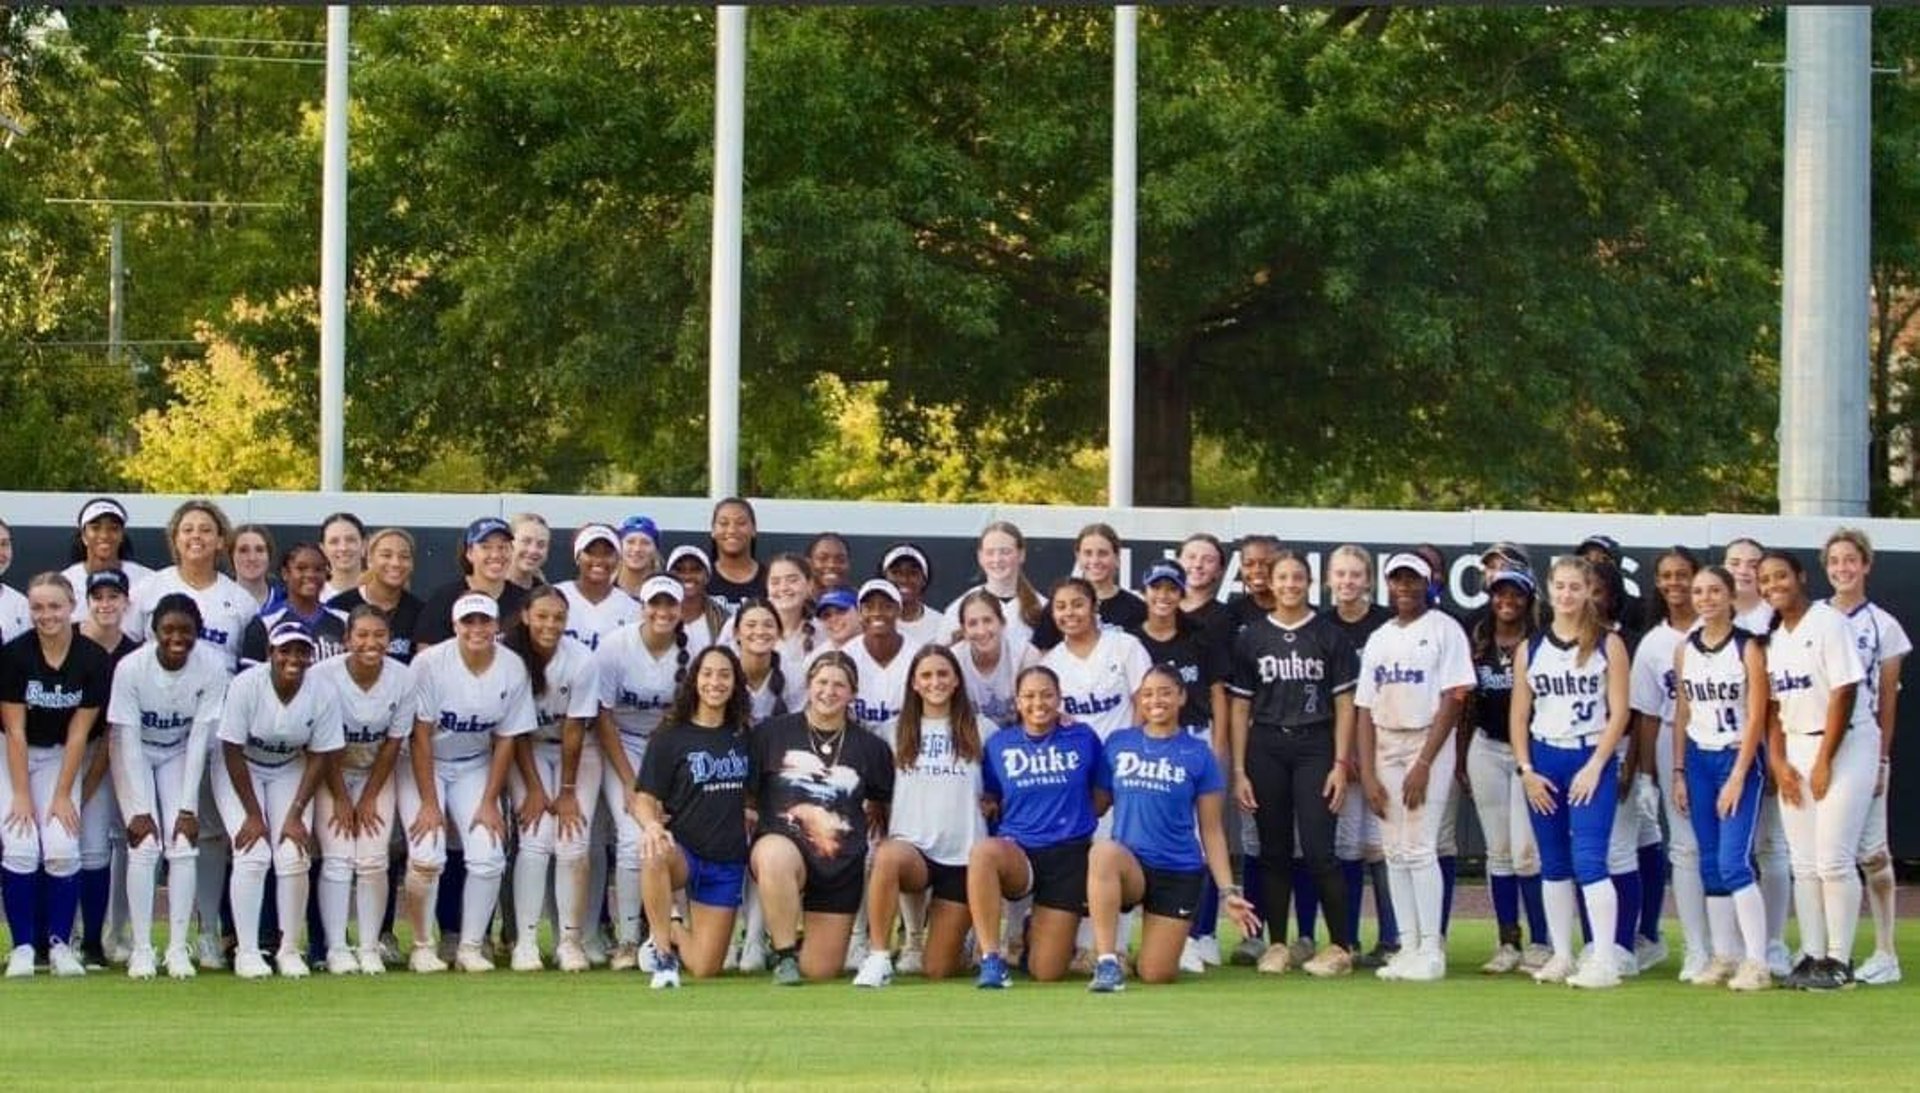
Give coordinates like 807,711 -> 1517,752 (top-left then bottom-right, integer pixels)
1111,752 -> 1189,790
851,697 -> 901,725
686,748 -> 749,787
1527,672 -> 1605,697
1257,651 -> 1326,683
1001,745 -> 1081,784
438,710 -> 502,734
1769,670 -> 1814,695
1683,679 -> 1744,703
22,681 -> 83,710
535,686 -> 573,732
1371,664 -> 1426,686
1062,693 -> 1123,717
615,688 -> 671,711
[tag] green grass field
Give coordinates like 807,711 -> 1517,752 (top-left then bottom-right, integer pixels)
2,920 -> 1914,1091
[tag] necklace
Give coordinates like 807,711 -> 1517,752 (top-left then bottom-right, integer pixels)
808,722 -> 844,767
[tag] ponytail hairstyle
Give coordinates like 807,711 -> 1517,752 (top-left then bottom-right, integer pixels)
361,527 -> 418,590
895,644 -> 983,770
733,599 -> 792,719
1697,565 -> 1739,629
1590,560 -> 1626,629
150,592 -> 205,636
1549,557 -> 1604,668
673,617 -> 691,685
666,644 -> 751,731
981,520 -> 1046,628
502,583 -> 567,698
1013,664 -> 1064,732
1646,546 -> 1702,629
1758,549 -> 1809,635
27,570 -> 77,606
766,553 -> 819,654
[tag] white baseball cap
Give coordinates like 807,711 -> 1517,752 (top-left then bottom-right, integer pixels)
857,578 -> 903,606
1383,552 -> 1433,581
639,575 -> 685,604
665,544 -> 712,573
266,619 -> 317,648
880,544 -> 929,574
572,523 -> 620,557
451,592 -> 499,622
77,498 -> 129,528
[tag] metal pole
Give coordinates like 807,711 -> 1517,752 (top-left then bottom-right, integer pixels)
1107,6 -> 1137,509
1779,6 -> 1872,516
709,6 -> 746,500
319,4 -> 349,492
108,218 -> 124,370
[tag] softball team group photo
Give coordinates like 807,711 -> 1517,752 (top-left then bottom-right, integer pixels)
0,497 -> 1906,993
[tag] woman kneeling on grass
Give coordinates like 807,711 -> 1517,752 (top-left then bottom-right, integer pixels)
748,652 -> 895,984
635,645 -> 754,988
968,665 -> 1107,988
1086,666 -> 1257,991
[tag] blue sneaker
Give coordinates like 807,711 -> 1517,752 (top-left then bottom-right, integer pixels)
1089,955 -> 1126,993
976,952 -> 1012,989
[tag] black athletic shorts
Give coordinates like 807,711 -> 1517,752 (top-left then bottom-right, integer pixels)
1125,866 -> 1207,921
919,851 -> 969,905
1021,839 -> 1091,914
801,857 -> 866,916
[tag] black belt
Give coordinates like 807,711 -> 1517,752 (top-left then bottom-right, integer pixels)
1254,720 -> 1334,736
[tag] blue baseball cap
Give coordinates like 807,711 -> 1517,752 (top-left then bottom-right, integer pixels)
618,515 -> 661,547
85,569 -> 130,598
815,587 -> 857,616
465,517 -> 512,546
1486,569 -> 1536,597
1141,561 -> 1187,591
1576,534 -> 1622,563
266,619 -> 317,648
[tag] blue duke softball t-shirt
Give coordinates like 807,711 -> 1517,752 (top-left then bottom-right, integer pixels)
1097,727 -> 1225,872
981,721 -> 1103,851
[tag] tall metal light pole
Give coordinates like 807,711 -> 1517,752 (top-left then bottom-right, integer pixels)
709,7 -> 746,501
1107,6 -> 1138,508
319,5 -> 349,492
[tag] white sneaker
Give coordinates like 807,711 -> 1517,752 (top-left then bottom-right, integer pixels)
511,941 -> 544,972
1194,935 -> 1222,967
196,935 -> 226,971
609,941 -> 639,972
454,943 -> 494,973
1766,940 -> 1792,979
1375,949 -> 1418,981
275,950 -> 310,979
1399,948 -> 1446,982
324,947 -> 358,975
844,934 -> 871,973
738,936 -> 769,974
1856,951 -> 1902,986
1727,958 -> 1773,992
1531,953 -> 1573,984
1179,937 -> 1206,975
1479,944 -> 1522,974
649,958 -> 682,990
555,939 -> 590,973
1613,944 -> 1641,977
6,944 -> 35,979
409,944 -> 448,974
127,948 -> 158,980
357,948 -> 386,976
164,945 -> 196,980
49,943 -> 86,978
637,938 -> 662,974
1693,956 -> 1738,987
1677,948 -> 1710,983
582,928 -> 610,968
1567,948 -> 1622,990
896,945 -> 925,976
853,949 -> 894,988
1634,936 -> 1668,973
105,931 -> 134,966
233,950 -> 274,980
1520,942 -> 1553,971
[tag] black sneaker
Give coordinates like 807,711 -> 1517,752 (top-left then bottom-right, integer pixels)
1356,944 -> 1400,970
1803,958 -> 1843,991
80,940 -> 108,970
1822,958 -> 1855,989
1784,955 -> 1818,990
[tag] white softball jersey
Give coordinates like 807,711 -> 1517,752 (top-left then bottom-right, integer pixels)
1354,610 -> 1475,730
842,635 -> 924,747
0,584 -> 27,643
217,664 -> 346,770
942,585 -> 1036,653
60,560 -> 154,621
743,648 -> 808,725
1828,599 -> 1912,722
528,636 -> 601,748
956,634 -> 1024,729
131,567 -> 256,673
555,581 -> 640,652
310,655 -> 415,773
1767,601 -> 1868,737
595,623 -> 690,745
1522,630 -> 1614,745
1678,629 -> 1754,750
1630,620 -> 1687,726
896,608 -> 952,649
1040,628 -> 1152,741
108,642 -> 230,764
410,640 -> 537,765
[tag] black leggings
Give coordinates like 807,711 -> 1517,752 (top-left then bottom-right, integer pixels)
1245,722 -> 1350,948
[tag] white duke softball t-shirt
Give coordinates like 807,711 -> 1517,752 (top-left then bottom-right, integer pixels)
1767,601 -> 1867,737
1041,629 -> 1152,741
1354,610 -> 1475,730
595,624 -> 688,746
132,567 -> 256,672
109,642 -> 230,764
218,664 -> 345,770
310,655 -> 415,773
411,641 -> 537,766
555,582 -> 639,652
528,636 -> 601,749
888,716 -> 986,865
843,635 -> 924,747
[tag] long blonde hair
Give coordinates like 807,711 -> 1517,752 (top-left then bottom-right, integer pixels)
1550,556 -> 1603,668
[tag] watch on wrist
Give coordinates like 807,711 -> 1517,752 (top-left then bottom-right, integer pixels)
1518,762 -> 1534,777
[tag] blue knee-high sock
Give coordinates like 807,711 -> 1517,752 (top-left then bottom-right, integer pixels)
220,860 -> 236,940
78,867 -> 110,948
1240,854 -> 1269,934
437,851 -> 466,935
1340,859 -> 1365,949
2,869 -> 39,949
1189,877 -> 1219,940
1489,873 -> 1521,931
1637,844 -> 1665,943
1611,872 -> 1640,950
260,866 -> 281,949
306,858 -> 326,960
42,872 -> 80,946
1291,859 -> 1318,941
34,871 -> 52,951
1369,861 -> 1399,948
1520,875 -> 1549,945
1576,884 -> 1592,944
382,853 -> 404,936
1439,855 -> 1458,936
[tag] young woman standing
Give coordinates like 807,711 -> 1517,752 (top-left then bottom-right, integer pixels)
1669,565 -> 1772,991
953,590 -> 1032,729
748,652 -> 895,984
732,600 -> 806,723
414,517 -> 528,652
705,497 -> 765,615
554,524 -> 638,652
880,544 -> 947,647
1039,578 -> 1150,744
1509,557 -> 1633,989
1,573 -> 111,977
1031,524 -> 1146,650
1176,533 -> 1229,630
0,520 -> 29,642
666,545 -> 725,648
506,513 -> 551,590
240,543 -> 348,668
228,524 -> 282,615
328,527 -> 424,663
853,645 -> 987,987
61,498 -> 154,620
634,645 -> 754,988
1722,535 -> 1789,975
1761,550 -> 1877,989
1355,553 -> 1475,982
131,500 -> 254,671
842,579 -> 922,746
213,620 -> 344,979
76,569 -> 137,967
942,522 -> 1045,652
806,533 -> 854,593
318,512 -> 368,603
1822,528 -> 1910,985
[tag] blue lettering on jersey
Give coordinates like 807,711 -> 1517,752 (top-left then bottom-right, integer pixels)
688,748 -> 750,785
200,625 -> 231,647
1372,664 -> 1426,687
1769,670 -> 1814,696
850,697 -> 901,725
1061,693 -> 1123,717
564,628 -> 600,651
615,688 -> 671,712
140,710 -> 193,732
438,710 -> 500,735
535,686 -> 573,731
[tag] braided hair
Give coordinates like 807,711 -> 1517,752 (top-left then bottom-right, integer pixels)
734,599 -> 792,720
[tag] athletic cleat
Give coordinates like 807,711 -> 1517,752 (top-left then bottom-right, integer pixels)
896,944 -> 925,976
1818,958 -> 1854,990
609,941 -> 639,972
1520,943 -> 1553,971
1356,943 -> 1399,970
511,941 -> 544,972
326,948 -> 360,976
853,950 -> 894,988
1692,956 -> 1738,986
1255,943 -> 1292,975
636,939 -> 662,974
1855,952 -> 1902,986
81,939 -> 109,970
164,945 -> 197,980
1783,955 -> 1817,990
409,945 -> 448,974
582,928 -> 611,968
1613,944 -> 1642,978
1375,949 -> 1419,981
1403,948 -> 1448,982
454,944 -> 494,973
650,952 -> 682,990
377,933 -> 404,967
1193,935 -> 1222,967
843,935 -> 871,973
275,950 -> 311,979
196,935 -> 226,972
1726,958 -> 1773,992
975,952 -> 1012,989
1067,947 -> 1097,975
1531,953 -> 1574,984
233,951 -> 274,980
1566,949 -> 1621,990
49,943 -> 86,978
1178,938 -> 1205,975
1634,936 -> 1668,973
1302,944 -> 1354,978
555,940 -> 590,973
1288,936 -> 1317,967
1480,944 -> 1523,975
1088,955 -> 1126,993
738,935 -> 769,974
1231,936 -> 1266,966
6,944 -> 35,979
1677,949 -> 1711,983
1766,940 -> 1793,980
357,948 -> 386,976
126,948 -> 157,980
772,953 -> 804,986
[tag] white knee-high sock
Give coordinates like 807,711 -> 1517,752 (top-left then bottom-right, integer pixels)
198,838 -> 230,940
318,862 -> 352,951
127,849 -> 160,950
1385,864 -> 1418,952
1791,875 -> 1827,961
460,872 -> 502,948
1671,860 -> 1709,960
1410,863 -> 1445,950
1759,851 -> 1791,947
1821,872 -> 1862,962
1730,885 -> 1768,964
167,855 -> 196,948
1579,879 -> 1618,965
513,849 -> 551,948
555,854 -> 588,946
1865,860 -> 1897,956
1705,895 -> 1739,961
614,863 -> 642,945
1544,879 -> 1578,961
278,867 -> 311,956
231,863 -> 267,955
354,865 -> 387,953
